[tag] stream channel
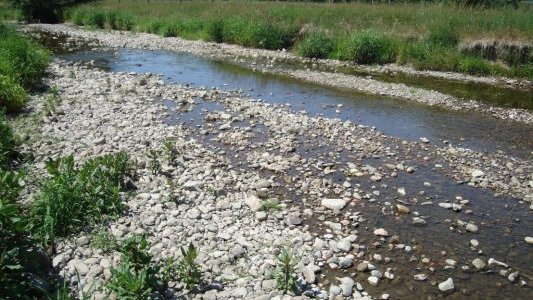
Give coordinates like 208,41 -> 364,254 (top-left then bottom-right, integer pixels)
32,30 -> 532,299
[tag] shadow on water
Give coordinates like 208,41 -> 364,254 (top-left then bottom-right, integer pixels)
57,49 -> 532,160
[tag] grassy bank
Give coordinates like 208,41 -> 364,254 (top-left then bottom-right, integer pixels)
66,1 -> 533,79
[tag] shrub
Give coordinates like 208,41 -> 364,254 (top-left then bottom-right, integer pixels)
273,248 -> 299,294
458,56 -> 492,75
206,19 -> 224,43
85,10 -> 106,29
107,235 -> 161,299
115,13 -> 136,31
0,36 -> 50,89
345,30 -> 397,64
160,23 -> 179,38
297,31 -> 334,59
29,153 -> 132,246
0,75 -> 27,113
223,18 -> 296,50
71,9 -> 86,26
427,26 -> 459,48
0,169 -> 24,202
176,243 -> 202,290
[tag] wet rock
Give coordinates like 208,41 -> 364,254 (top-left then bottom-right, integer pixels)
339,257 -> 353,269
471,258 -> 486,270
396,204 -> 410,214
368,276 -> 379,286
438,278 -> 454,292
525,237 -> 533,244
487,258 -> 508,268
466,223 -> 479,233
356,262 -> 369,272
420,137 -> 429,143
414,274 -> 427,281
373,228 -> 388,237
338,277 -> 354,296
508,271 -> 519,283
321,198 -> 347,211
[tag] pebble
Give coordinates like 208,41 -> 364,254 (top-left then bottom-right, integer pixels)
374,228 -> 389,237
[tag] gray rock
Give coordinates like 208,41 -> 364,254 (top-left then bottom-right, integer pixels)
508,271 -> 519,283
472,258 -> 486,270
321,198 -> 347,211
466,223 -> 479,233
52,254 -> 66,268
373,228 -> 388,237
336,238 -> 352,253
256,211 -> 267,221
338,257 -> 353,269
302,266 -> 316,284
245,195 -> 262,212
368,276 -> 379,286
338,277 -> 355,297
438,278 -> 454,292
414,274 -> 427,281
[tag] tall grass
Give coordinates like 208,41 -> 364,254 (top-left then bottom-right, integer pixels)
66,1 -> 533,79
0,23 -> 50,113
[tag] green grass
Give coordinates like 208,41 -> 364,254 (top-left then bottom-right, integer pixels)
29,153 -> 132,247
0,22 -> 50,113
0,110 -> 17,168
0,1 -> 19,21
65,1 -> 533,79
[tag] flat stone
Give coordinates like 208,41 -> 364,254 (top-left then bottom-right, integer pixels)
321,198 -> 347,211
438,278 -> 454,292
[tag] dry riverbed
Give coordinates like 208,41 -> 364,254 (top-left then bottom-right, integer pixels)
15,55 -> 532,300
21,23 -> 533,125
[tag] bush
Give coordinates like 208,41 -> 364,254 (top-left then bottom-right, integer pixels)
0,36 -> 50,89
458,56 -> 493,75
0,110 -> 17,168
29,153 -> 132,246
427,26 -> 459,48
0,75 -> 27,113
85,10 -> 106,29
297,31 -> 334,59
9,0 -> 63,23
206,19 -> 224,43
71,9 -> 86,26
107,235 -> 161,299
223,18 -> 296,50
115,12 -> 136,31
345,30 -> 397,64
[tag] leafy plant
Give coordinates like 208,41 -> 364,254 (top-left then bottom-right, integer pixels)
0,110 -> 17,168
176,243 -> 202,291
147,149 -> 161,175
260,199 -> 282,213
0,169 -> 24,202
29,153 -> 132,247
0,75 -> 27,113
107,235 -> 161,299
90,228 -> 118,253
273,248 -> 300,294
162,138 -> 178,166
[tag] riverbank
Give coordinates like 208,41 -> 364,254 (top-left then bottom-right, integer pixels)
22,23 -> 533,125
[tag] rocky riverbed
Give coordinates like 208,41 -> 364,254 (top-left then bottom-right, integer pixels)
21,23 -> 533,125
16,55 -> 532,300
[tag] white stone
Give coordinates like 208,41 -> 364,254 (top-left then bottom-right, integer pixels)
321,198 -> 347,211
